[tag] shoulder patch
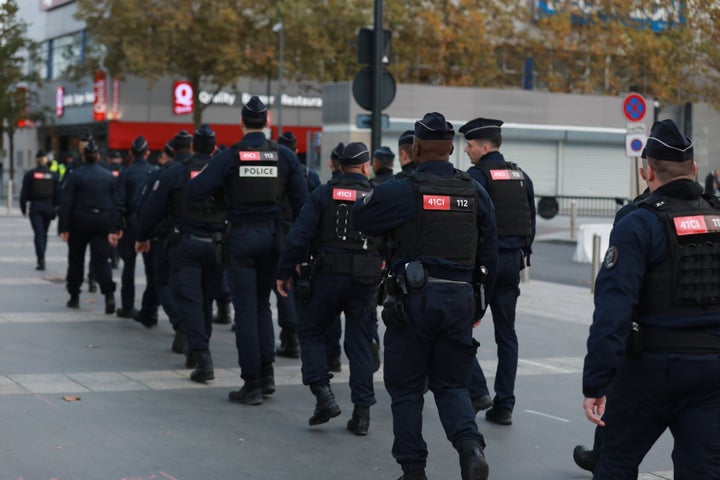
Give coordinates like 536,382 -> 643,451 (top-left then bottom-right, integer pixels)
603,246 -> 619,270
363,189 -> 374,205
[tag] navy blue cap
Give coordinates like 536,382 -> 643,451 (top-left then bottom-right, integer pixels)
415,112 -> 455,141
278,131 -> 297,150
162,140 -> 175,158
373,146 -> 395,164
193,124 -> 216,153
36,150 -> 46,158
131,135 -> 148,154
340,142 -> 370,166
84,139 -> 99,155
108,150 -> 121,159
331,142 -> 345,161
173,130 -> 192,150
398,130 -> 414,146
241,95 -> 268,123
642,119 -> 693,162
459,117 -> 503,141
80,132 -> 93,142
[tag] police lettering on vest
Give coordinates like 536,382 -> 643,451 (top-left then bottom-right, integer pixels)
226,140 -> 285,207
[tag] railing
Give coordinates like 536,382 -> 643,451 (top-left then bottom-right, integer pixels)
537,195 -> 630,219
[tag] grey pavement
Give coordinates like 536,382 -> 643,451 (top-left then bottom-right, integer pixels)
0,208 -> 675,480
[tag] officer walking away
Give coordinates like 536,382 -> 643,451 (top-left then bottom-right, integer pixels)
353,112 -> 498,480
136,126 -> 225,382
396,130 -> 416,176
276,141 -> 382,434
371,146 -> 395,185
113,135 -> 158,320
58,139 -> 116,313
460,117 -> 536,426
186,95 -> 308,405
582,119 -> 720,478
20,150 -> 60,271
107,150 -> 124,179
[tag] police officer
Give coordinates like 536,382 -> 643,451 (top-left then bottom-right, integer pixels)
279,131 -> 321,191
353,112 -> 498,480
106,150 -> 123,179
113,135 -> 158,320
58,139 -> 116,313
460,117 -> 536,426
136,126 -> 224,382
371,146 -> 395,185
396,130 -> 416,176
20,150 -> 60,271
325,141 -> 345,371
276,141 -> 382,434
582,119 -> 720,478
186,95 -> 308,404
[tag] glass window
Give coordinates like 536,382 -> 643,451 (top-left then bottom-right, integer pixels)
49,31 -> 84,80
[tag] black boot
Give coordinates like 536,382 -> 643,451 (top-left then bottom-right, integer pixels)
67,293 -> 79,309
228,379 -> 263,405
458,441 -> 489,480
572,445 -> 598,473
190,350 -> 215,383
185,342 -> 197,369
104,293 -> 116,315
397,472 -> 427,480
276,328 -> 300,358
171,326 -> 186,354
308,384 -> 341,425
212,301 -> 232,324
88,274 -> 97,293
346,405 -> 370,436
36,258 -> 45,271
260,363 -> 275,395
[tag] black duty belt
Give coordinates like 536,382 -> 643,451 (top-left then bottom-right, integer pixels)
643,330 -> 720,354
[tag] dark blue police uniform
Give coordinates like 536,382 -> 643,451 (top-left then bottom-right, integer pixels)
353,113 -> 497,480
114,136 -> 158,318
583,120 -> 720,479
461,117 -> 536,424
58,141 -> 117,313
137,126 -> 224,383
20,152 -> 60,270
277,142 -> 381,433
186,96 -> 308,404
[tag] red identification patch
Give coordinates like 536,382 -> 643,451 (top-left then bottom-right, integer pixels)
333,188 -> 357,201
423,195 -> 451,210
190,170 -> 201,179
673,215 -> 720,235
239,151 -> 261,161
112,170 -> 120,177
33,172 -> 48,180
490,169 -> 523,180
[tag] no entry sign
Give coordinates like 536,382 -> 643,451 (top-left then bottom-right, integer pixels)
623,93 -> 647,122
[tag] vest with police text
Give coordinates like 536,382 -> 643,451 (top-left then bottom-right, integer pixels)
317,177 -> 381,252
391,170 -> 478,266
170,155 -> 225,226
226,139 -> 285,208
637,194 -> 720,316
30,168 -> 54,201
476,162 -> 532,240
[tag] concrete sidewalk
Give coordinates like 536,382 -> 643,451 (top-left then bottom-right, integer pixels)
0,210 -> 673,480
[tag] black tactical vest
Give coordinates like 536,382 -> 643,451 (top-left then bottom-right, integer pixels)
476,162 -> 532,239
226,139 -> 285,208
170,155 -> 225,225
637,194 -> 720,316
30,169 -> 54,200
317,177 -> 381,252
391,170 -> 478,266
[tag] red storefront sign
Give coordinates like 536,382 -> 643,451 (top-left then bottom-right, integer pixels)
93,70 -> 107,121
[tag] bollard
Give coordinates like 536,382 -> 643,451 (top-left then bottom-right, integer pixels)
570,200 -> 577,241
590,233 -> 601,293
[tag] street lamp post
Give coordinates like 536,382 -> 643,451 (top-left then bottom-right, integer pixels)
272,21 -> 284,136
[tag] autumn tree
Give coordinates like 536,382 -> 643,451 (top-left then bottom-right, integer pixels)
0,0 -> 41,197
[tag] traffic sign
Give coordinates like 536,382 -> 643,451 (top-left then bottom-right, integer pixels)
352,66 -> 396,111
623,93 -> 647,122
625,133 -> 646,157
356,113 -> 389,129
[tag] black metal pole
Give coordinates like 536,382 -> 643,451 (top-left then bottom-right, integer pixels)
371,0 -> 383,153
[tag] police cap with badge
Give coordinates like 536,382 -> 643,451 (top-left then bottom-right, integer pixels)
241,95 -> 268,125
458,117 -> 503,141
415,112 -> 455,141
340,142 -> 370,166
193,125 -> 216,154
373,146 -> 395,165
398,130 -> 414,147
131,135 -> 149,155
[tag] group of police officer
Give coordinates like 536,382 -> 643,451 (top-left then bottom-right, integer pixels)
21,96 -> 545,480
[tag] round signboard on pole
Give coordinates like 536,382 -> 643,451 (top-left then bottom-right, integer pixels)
623,93 -> 647,122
